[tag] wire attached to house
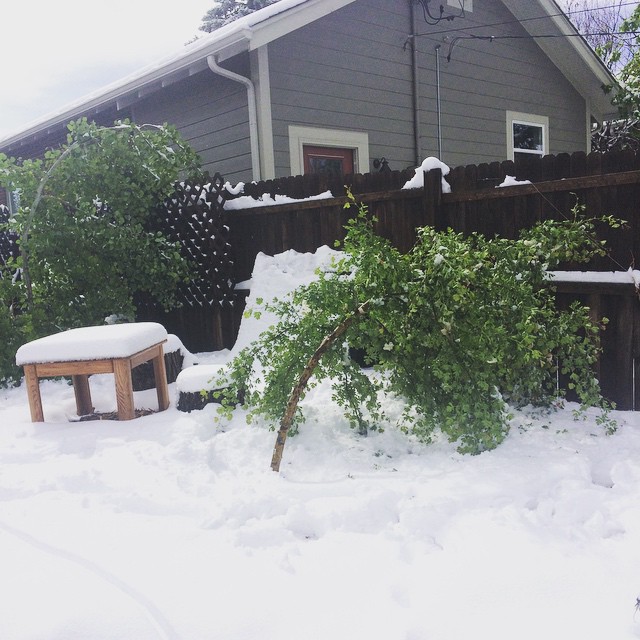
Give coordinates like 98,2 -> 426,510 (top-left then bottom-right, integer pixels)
446,34 -> 492,61
414,0 -> 465,26
412,1 -> 638,40
445,30 -> 640,62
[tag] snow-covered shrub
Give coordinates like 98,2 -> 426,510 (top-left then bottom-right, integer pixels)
218,193 -> 618,467
0,119 -> 202,354
0,118 -> 202,386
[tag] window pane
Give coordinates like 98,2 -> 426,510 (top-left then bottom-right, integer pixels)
513,123 -> 543,151
303,145 -> 354,176
308,156 -> 345,176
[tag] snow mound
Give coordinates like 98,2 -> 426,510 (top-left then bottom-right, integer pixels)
402,157 -> 452,193
234,245 -> 342,353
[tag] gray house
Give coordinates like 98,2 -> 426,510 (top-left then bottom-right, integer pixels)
0,0 -> 617,184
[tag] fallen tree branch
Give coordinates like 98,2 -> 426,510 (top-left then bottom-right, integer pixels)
270,299 -> 371,472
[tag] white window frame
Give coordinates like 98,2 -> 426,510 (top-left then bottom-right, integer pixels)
2,187 -> 20,216
507,111 -> 548,161
288,125 -> 369,176
447,0 -> 472,12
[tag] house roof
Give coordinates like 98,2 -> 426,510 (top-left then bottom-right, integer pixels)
0,0 -> 617,151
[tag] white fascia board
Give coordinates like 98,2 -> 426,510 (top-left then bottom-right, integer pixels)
538,0 -> 614,86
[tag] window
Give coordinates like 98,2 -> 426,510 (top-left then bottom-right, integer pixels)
0,187 -> 19,216
289,126 -> 369,176
507,111 -> 548,161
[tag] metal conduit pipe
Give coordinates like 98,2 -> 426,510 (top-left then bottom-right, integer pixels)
207,54 -> 261,181
410,2 -> 422,167
435,44 -> 443,160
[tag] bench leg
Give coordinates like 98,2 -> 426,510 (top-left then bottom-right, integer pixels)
152,349 -> 170,412
113,358 -> 135,420
24,364 -> 44,422
72,375 -> 94,416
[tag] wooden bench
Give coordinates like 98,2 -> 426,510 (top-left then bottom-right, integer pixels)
16,323 -> 170,422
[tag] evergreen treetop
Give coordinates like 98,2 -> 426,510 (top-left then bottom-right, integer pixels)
199,0 -> 281,33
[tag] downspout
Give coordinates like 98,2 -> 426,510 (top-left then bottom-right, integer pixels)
435,44 -> 443,160
410,2 -> 421,166
207,54 -> 261,181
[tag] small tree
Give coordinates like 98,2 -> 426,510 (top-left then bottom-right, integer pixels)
0,118 -> 202,376
560,1 -> 640,151
559,0 -> 635,72
218,195 -> 616,471
612,6 -> 640,119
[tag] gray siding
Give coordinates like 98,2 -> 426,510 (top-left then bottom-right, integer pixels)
269,0 -> 414,175
134,57 -> 253,183
414,0 -> 586,166
268,0 -> 587,175
2,0 -> 590,184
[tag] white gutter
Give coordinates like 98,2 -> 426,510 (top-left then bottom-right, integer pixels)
207,54 -> 261,181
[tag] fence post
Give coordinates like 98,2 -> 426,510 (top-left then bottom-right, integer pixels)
424,168 -> 442,228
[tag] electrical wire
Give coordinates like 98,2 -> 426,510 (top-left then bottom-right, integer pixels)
414,0 -> 466,26
412,1 -> 639,39
445,30 -> 640,61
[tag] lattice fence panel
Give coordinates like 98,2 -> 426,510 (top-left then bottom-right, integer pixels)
151,173 -> 237,307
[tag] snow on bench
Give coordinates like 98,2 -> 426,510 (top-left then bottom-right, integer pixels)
16,322 -> 168,365
16,322 -> 170,422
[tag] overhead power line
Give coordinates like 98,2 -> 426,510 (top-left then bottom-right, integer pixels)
444,30 -> 639,61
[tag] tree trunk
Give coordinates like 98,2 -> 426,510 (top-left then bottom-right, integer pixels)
270,300 -> 370,472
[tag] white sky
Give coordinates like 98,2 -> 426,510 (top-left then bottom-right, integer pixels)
1,0 -> 214,140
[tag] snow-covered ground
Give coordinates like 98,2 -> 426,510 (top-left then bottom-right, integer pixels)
2,247 -> 640,639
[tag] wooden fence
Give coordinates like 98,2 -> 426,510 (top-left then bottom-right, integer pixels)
227,150 -> 640,280
218,150 -> 640,410
0,204 -> 18,269
418,152 -> 640,410
2,150 -> 639,408
553,279 -> 639,412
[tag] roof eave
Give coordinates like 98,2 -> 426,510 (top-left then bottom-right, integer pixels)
0,0 -> 363,152
0,29 -> 254,151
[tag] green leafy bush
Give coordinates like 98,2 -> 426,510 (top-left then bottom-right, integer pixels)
0,119 -> 202,383
220,195 -> 616,465
0,291 -> 24,386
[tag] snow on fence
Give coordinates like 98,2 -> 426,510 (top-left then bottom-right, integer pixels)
2,151 -> 639,406
208,149 -> 640,410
